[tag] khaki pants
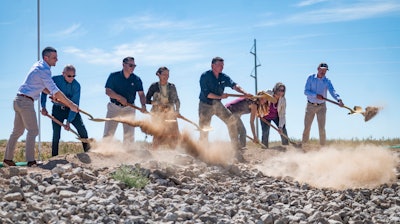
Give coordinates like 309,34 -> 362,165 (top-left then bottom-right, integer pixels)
103,102 -> 136,144
302,102 -> 327,146
5,96 -> 38,162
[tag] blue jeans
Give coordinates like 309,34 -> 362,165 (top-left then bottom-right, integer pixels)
260,117 -> 289,148
52,105 -> 90,156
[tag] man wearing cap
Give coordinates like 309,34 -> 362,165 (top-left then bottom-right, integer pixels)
198,56 -> 252,161
302,62 -> 344,146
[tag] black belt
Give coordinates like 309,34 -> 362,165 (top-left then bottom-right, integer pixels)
111,99 -> 125,107
17,94 -> 34,101
54,104 -> 68,110
308,101 -> 324,106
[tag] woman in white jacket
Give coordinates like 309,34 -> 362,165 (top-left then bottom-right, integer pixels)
260,82 -> 289,149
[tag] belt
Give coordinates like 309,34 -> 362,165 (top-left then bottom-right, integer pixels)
308,100 -> 324,106
17,94 -> 34,101
111,99 -> 125,107
54,104 -> 68,110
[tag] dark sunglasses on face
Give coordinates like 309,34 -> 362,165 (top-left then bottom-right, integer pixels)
67,75 -> 76,78
278,89 -> 285,92
125,63 -> 137,68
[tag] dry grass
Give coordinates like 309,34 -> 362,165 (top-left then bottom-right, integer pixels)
0,137 -> 399,162
0,140 -> 85,162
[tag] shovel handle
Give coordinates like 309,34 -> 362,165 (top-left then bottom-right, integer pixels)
126,103 -> 151,114
49,96 -> 94,119
246,135 -> 268,148
226,93 -> 277,103
45,114 -> 80,138
321,97 -> 355,114
177,114 -> 211,132
259,117 -> 301,148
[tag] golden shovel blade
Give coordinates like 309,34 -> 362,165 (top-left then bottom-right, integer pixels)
353,106 -> 363,113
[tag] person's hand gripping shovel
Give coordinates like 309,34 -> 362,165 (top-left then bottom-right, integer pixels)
41,110 -> 91,143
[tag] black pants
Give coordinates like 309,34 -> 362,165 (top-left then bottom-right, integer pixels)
260,117 -> 288,148
52,105 -> 90,156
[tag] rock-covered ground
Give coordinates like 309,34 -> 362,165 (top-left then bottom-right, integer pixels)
0,144 -> 399,224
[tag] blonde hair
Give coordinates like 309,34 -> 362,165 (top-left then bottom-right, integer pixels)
256,91 -> 270,117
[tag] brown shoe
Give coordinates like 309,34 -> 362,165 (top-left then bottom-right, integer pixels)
27,160 -> 37,167
3,159 -> 16,166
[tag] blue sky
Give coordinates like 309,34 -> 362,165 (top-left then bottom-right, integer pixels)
1,0 -> 399,144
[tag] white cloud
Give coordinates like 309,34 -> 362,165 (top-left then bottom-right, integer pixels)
257,1 -> 400,26
63,40 -> 203,67
110,14 -> 200,34
296,0 -> 329,7
50,23 -> 86,39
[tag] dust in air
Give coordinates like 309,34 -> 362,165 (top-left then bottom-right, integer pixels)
86,114 -> 397,190
255,145 -> 398,190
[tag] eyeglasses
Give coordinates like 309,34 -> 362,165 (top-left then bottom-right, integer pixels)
278,89 -> 285,92
67,75 -> 76,78
125,63 -> 137,68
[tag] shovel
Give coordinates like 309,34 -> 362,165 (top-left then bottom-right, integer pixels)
246,135 -> 268,148
49,96 -> 95,120
260,117 -> 302,148
322,97 -> 379,122
177,114 -> 213,132
126,102 -> 177,123
226,93 -> 277,103
44,114 -> 91,143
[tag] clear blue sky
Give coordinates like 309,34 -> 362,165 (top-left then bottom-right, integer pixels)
1,0 -> 399,144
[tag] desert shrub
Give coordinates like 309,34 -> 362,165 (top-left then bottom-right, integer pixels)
111,164 -> 149,189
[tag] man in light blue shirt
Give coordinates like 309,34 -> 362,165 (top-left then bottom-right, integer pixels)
41,64 -> 90,156
3,47 -> 79,167
302,62 -> 344,146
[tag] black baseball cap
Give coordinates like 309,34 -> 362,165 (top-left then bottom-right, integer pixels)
318,62 -> 329,70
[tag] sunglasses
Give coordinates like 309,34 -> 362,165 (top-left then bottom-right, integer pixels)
278,89 -> 285,92
125,63 -> 137,68
67,75 -> 76,78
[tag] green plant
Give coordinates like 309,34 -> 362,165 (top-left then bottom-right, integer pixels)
111,164 -> 149,189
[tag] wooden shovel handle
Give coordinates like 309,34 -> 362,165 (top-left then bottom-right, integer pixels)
259,117 -> 302,148
45,114 -> 80,138
321,97 -> 355,114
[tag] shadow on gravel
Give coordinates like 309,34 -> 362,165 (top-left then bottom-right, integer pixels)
39,159 -> 69,170
76,153 -> 91,164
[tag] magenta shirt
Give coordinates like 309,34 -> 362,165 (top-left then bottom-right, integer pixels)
264,102 -> 278,120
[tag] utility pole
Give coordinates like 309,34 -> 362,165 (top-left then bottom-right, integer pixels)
37,0 -> 42,160
250,39 -> 261,139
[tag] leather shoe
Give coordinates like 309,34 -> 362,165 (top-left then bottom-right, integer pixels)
3,159 -> 16,166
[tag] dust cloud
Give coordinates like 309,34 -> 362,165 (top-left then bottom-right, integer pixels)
256,145 -> 398,190
87,117 -> 237,168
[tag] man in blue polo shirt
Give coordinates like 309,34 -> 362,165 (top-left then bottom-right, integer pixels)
302,62 -> 344,146
41,64 -> 90,156
199,56 -> 252,161
103,56 -> 147,145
